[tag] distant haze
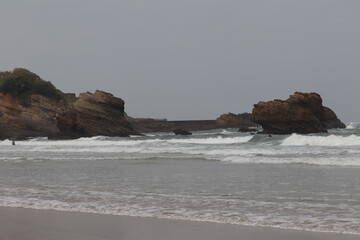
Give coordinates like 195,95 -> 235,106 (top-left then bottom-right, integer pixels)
1,1 -> 359,122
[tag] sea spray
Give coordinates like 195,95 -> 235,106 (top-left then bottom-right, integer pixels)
346,122 -> 360,129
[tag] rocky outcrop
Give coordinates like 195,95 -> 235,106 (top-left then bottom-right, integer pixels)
216,113 -> 259,128
252,92 -> 345,134
0,90 -> 139,140
51,90 -> 138,139
0,93 -> 66,140
322,106 -> 346,129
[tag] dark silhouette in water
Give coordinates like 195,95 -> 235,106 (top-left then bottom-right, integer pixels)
173,128 -> 192,135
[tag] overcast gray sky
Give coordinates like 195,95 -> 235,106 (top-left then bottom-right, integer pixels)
1,1 -> 359,121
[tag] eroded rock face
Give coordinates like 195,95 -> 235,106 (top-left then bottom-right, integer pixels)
322,106 -> 346,129
52,90 -> 137,139
252,92 -> 345,134
0,93 -> 66,140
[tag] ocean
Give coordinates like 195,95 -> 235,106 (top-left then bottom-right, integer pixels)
1,123 -> 360,235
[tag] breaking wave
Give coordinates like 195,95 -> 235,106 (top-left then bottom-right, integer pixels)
0,135 -> 253,147
346,122 -> 360,129
1,127 -> 360,235
1,129 -> 360,166
281,134 -> 360,146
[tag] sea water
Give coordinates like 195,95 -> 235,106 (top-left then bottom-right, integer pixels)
0,124 -> 360,234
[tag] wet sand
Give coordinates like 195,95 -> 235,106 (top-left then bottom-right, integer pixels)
0,207 -> 358,240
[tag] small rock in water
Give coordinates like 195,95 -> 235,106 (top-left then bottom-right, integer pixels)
173,128 -> 192,135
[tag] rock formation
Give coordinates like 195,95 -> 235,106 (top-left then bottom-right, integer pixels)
252,92 -> 345,134
51,90 -> 138,139
3,70 -> 346,139
0,93 -> 66,140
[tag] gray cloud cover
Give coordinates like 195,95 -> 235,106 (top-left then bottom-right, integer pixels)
1,0 -> 359,121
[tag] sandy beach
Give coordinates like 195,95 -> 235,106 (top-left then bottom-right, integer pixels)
0,207 -> 358,240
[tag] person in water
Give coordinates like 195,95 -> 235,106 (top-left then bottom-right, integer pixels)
12,140 -> 15,145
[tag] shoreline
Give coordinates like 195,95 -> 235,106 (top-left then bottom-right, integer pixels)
1,206 -> 358,240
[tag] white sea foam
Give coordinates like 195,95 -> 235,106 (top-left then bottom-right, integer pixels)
346,122 -> 360,129
167,136 -> 253,145
0,135 -> 253,147
2,133 -> 360,167
222,155 -> 360,166
0,139 -> 12,145
281,134 -> 360,146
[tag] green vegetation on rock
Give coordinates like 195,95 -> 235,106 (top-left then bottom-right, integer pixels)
0,68 -> 64,101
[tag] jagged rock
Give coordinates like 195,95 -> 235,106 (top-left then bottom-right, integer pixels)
322,106 -> 346,129
0,93 -> 66,140
51,90 -> 138,139
173,128 -> 192,135
252,92 -> 345,134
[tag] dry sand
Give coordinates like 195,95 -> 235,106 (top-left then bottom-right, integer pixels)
0,207 -> 358,240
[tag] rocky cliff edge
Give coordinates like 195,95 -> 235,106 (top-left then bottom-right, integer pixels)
0,93 -> 66,140
51,90 -> 138,139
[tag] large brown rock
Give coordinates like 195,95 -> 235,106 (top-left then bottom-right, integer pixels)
252,92 -> 345,134
0,93 -> 66,140
52,90 -> 138,139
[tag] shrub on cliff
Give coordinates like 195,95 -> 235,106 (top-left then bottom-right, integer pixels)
0,71 -> 10,89
0,68 -> 64,101
0,71 -> 10,79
